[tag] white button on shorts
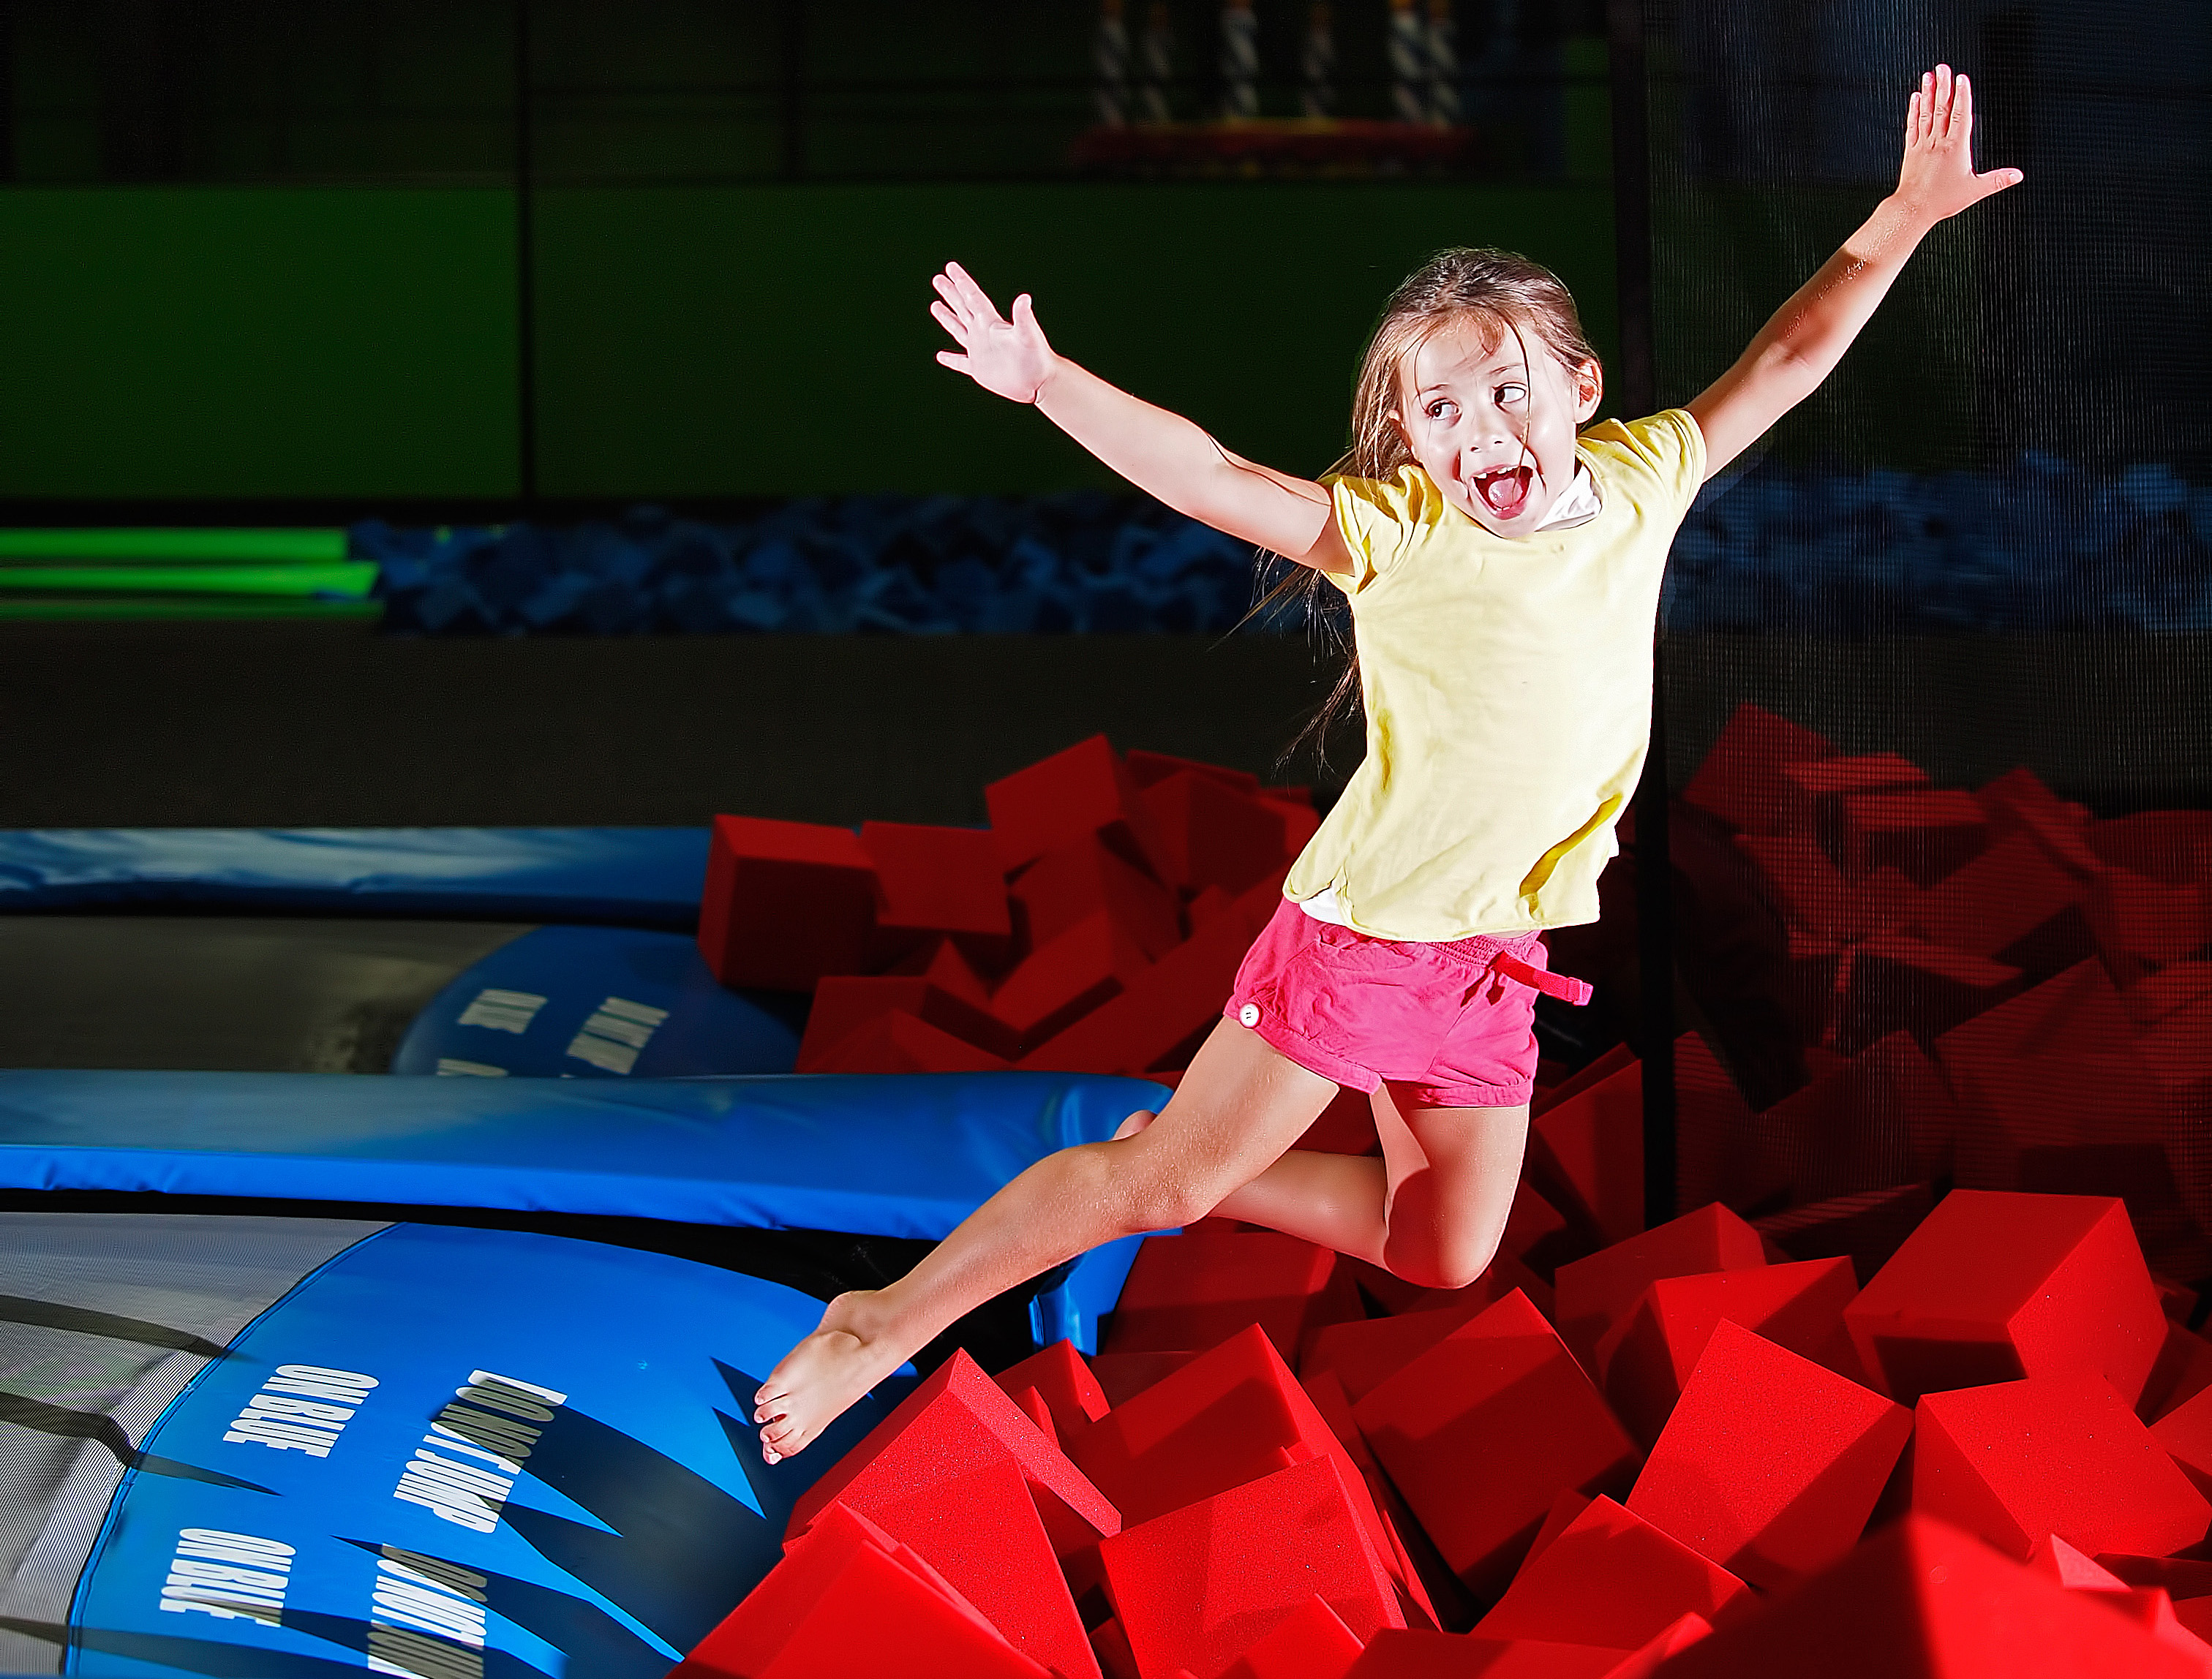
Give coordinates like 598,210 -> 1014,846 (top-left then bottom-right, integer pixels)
1238,1003 -> 1261,1027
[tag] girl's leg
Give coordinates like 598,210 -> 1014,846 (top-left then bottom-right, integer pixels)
751,1017 -> 1337,1460
1206,1084 -> 1529,1290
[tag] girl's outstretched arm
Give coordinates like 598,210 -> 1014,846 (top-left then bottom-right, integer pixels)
1687,64 -> 2023,478
931,262 -> 1355,578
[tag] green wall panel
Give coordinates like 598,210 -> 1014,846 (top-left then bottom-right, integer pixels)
533,182 -> 1617,497
0,189 -> 518,498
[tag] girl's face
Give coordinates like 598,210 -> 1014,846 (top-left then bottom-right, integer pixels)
1391,314 -> 1603,538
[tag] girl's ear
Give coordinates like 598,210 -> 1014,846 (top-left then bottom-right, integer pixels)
1571,358 -> 1603,424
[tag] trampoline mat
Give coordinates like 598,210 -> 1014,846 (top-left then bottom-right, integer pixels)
0,917 -> 531,1074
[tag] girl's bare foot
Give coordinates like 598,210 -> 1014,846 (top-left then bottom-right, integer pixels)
752,1291 -> 912,1464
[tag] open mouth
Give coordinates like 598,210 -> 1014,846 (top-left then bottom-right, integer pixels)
1472,464 -> 1535,521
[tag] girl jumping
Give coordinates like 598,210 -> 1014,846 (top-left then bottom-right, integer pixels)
755,64 -> 2018,1463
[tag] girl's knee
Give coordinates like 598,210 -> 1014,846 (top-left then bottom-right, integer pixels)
1097,1136 -> 1217,1234
1385,1231 -> 1500,1293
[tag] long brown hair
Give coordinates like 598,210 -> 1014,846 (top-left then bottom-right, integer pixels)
1262,246 -> 1604,768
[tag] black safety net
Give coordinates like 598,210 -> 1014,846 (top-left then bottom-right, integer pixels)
1633,1 -> 2212,1283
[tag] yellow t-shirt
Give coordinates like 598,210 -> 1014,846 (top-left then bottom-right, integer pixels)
1282,409 -> 1707,940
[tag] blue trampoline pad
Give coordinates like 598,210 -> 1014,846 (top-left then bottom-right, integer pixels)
0,828 -> 709,927
390,925 -> 801,1080
0,1068 -> 1165,1352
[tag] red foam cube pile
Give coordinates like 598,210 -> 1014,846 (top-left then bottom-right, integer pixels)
684,1180 -> 2212,1677
699,733 -> 1317,1079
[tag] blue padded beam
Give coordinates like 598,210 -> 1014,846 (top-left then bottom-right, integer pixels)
0,826 -> 710,926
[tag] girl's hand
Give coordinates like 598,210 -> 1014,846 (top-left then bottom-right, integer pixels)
931,262 -> 1056,403
1895,64 -> 2023,225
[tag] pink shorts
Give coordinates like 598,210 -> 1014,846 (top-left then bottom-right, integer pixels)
1224,896 -> 1564,1109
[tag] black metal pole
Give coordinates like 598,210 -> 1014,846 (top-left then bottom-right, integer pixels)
514,0 -> 537,508
1608,0 -> 1677,1231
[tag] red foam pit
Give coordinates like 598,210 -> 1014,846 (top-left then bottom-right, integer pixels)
2143,1322 -> 2212,1425
1300,1366 -> 1447,1630
1830,931 -> 2021,1057
884,935 -> 997,1003
1678,701 -> 1836,834
797,974 -> 1020,1068
1913,1373 -> 2212,1562
2157,1275 -> 2203,1325
2128,962 -> 2212,1030
1843,1188 -> 2167,1407
1527,1060 -> 1644,1248
1650,1513 -> 2208,1679
2104,1588 -> 2212,1667
789,1348 -> 1120,1566
1838,788 -> 1989,884
1347,1632 -> 1625,1678
1303,1297 -> 1496,1405
2143,992 -> 2212,1113
1015,834 -> 1186,963
1976,765 -> 2102,876
804,1008 -> 1015,1074
1497,1180 -> 1587,1282
1750,1182 -> 1936,1289
680,1502 -> 1050,1679
1551,1203 -> 1769,1377
1353,1290 -> 1640,1597
1100,1454 -> 1404,1679
1021,869 -> 1284,1075
1473,1495 -> 1750,1651
859,820 -> 1013,964
1090,1350 -> 1202,1408
2178,1596 -> 2212,1650
1777,752 -> 1929,843
1297,1085 -> 1383,1156
1910,831 -> 2093,970
1125,750 -> 1263,795
1219,1594 -> 1366,1679
988,733 -> 1173,882
1628,1320 -> 1911,1589
1102,1229 -> 1359,1360
1603,1613 -> 1715,1678
1936,962 -> 2164,1194
996,1340 -> 1113,1446
1530,1043 -> 1637,1118
1597,1257 -> 1859,1446
2094,1553 -> 2212,1598
991,910 -> 1155,1046
1735,832 -> 1862,943
2153,1381 -> 2212,1501
1143,770 -> 1295,897
696,814 -> 878,992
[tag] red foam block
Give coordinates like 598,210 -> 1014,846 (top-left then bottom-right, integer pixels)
1628,1320 -> 1912,1589
1910,831 -> 2092,972
860,819 -> 1012,965
988,733 -> 1173,882
1303,1296 -> 1494,1405
1022,869 -> 1283,1075
1678,701 -> 1836,835
1551,1203 -> 1768,1376
1914,1373 -> 2212,1561
991,909 -> 1154,1046
1976,765 -> 2101,876
1125,748 -> 1262,795
1596,1257 -> 1859,1446
1102,1227 -> 1359,1361
1837,788 -> 1989,884
1102,1454 -> 1404,1679
1473,1495 -> 1750,1651
696,814 -> 877,992
797,973 -> 1019,1068
994,1339 -> 1111,1449
1015,834 -> 1186,963
1830,930 -> 2021,1057
1353,1290 -> 1640,1597
1527,1059 -> 1644,1248
2143,1321 -> 2212,1425
1843,1188 -> 2166,1406
1072,1323 -> 1402,1588
679,1502 -> 1050,1679
1344,1631 -> 1626,1677
804,1007 -> 1014,1074
1650,1513 -> 2208,1679
1777,752 -> 1928,843
2152,1379 -> 2212,1501
789,1348 -> 1119,1565
1089,1349 -> 1202,1408
1144,770 -> 1295,897
1219,1594 -> 1365,1679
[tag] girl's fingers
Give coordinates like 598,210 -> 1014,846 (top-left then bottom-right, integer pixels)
947,261 -> 996,320
936,350 -> 971,371
1906,88 -> 1921,151
933,271 -> 974,326
930,299 -> 968,340
1917,72 -> 1933,143
1954,72 -> 1973,145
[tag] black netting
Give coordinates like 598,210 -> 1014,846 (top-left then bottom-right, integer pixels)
1638,1 -> 2212,1281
